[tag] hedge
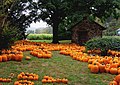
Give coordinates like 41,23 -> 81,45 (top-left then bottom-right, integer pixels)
85,36 -> 120,56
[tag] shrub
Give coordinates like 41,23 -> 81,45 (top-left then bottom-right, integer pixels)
27,34 -> 53,40
0,25 -> 21,54
85,37 -> 120,56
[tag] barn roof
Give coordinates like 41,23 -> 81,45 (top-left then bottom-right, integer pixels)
71,18 -> 106,30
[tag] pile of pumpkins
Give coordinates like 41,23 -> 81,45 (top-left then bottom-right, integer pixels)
30,49 -> 52,58
0,52 -> 23,62
14,80 -> 34,85
59,47 -> 120,75
0,77 -> 11,82
14,72 -> 39,85
108,50 -> 120,57
14,72 -> 68,85
42,76 -> 68,84
17,72 -> 39,80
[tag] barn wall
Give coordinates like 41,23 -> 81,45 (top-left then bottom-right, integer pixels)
72,19 -> 103,45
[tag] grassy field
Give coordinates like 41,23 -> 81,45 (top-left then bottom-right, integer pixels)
0,50 -> 115,85
27,34 -> 53,40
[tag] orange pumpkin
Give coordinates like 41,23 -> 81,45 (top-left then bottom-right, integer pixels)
109,80 -> 118,85
42,79 -> 47,83
88,64 -> 93,69
105,64 -> 110,73
15,54 -> 23,61
110,63 -> 119,69
62,78 -> 68,84
14,81 -> 19,85
110,68 -> 118,75
99,64 -> 105,73
114,74 -> 120,83
118,69 -> 120,74
0,56 -> 2,62
2,55 -> 7,62
90,64 -> 99,73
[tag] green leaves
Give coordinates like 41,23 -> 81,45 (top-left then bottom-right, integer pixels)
85,36 -> 120,55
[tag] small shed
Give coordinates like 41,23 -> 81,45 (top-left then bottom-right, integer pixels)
71,17 -> 106,45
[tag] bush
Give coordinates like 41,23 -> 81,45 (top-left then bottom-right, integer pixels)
0,25 -> 20,52
27,34 -> 53,40
85,37 -> 120,56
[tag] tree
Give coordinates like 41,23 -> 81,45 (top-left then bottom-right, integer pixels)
9,0 -> 70,43
33,0 -> 70,43
0,0 -> 18,51
0,0 -> 28,51
9,0 -> 120,43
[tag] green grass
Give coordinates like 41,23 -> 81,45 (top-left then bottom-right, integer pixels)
27,34 -> 53,40
30,40 -> 52,43
0,51 -> 115,85
30,40 -> 71,43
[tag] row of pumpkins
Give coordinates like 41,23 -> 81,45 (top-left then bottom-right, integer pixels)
1,40 -> 120,85
0,72 -> 68,85
60,48 -> 120,75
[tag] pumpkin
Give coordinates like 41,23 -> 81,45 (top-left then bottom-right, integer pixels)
14,81 -> 19,85
25,56 -> 31,60
99,64 -> 105,73
118,69 -> 120,74
110,63 -> 119,69
110,68 -> 118,75
103,58 -> 109,64
90,64 -> 99,73
88,64 -> 93,69
0,56 -> 2,62
62,78 -> 68,84
2,55 -> 8,62
43,76 -> 49,80
42,79 -> 47,83
105,64 -> 110,73
114,74 -> 120,83
15,54 -> 23,61
109,81 -> 118,85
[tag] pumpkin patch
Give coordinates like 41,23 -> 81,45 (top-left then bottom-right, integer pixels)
0,40 -> 120,84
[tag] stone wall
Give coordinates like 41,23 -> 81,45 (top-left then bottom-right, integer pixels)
72,19 -> 103,45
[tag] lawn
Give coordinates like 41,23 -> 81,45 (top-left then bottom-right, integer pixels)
0,49 -> 115,85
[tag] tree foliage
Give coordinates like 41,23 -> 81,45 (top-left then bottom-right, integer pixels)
0,0 -> 27,51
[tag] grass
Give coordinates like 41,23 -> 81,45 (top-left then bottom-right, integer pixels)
30,40 -> 71,43
27,34 -> 53,40
0,51 -> 115,85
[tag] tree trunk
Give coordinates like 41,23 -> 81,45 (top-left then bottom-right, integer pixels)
52,21 -> 59,44
0,16 -> 4,50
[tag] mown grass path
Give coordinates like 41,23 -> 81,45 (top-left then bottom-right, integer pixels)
0,51 -> 115,85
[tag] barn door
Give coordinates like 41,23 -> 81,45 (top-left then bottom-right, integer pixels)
78,31 -> 88,45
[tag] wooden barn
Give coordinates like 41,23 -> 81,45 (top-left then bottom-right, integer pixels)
71,17 -> 106,45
